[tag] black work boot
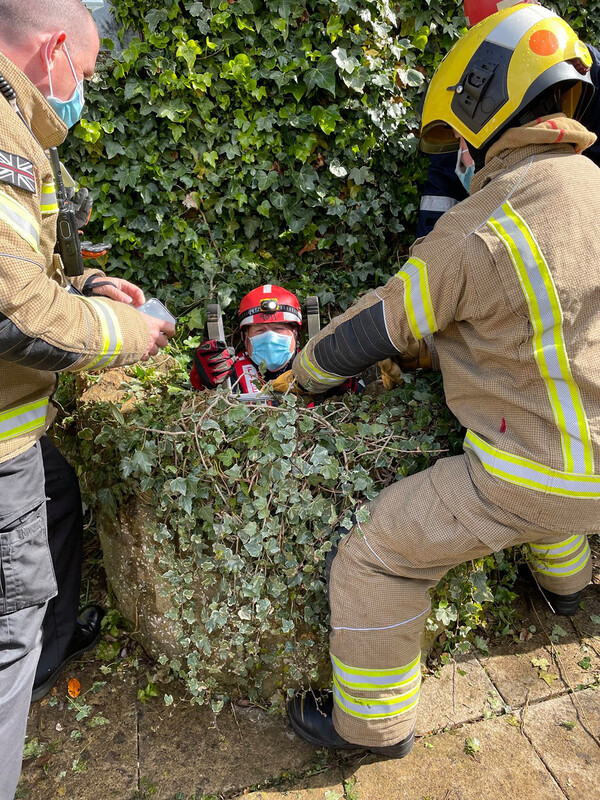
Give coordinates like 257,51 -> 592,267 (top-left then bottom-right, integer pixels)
539,589 -> 582,616
517,564 -> 582,615
32,605 -> 105,702
287,690 -> 414,758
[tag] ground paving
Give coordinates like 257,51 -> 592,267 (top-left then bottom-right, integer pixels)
19,581 -> 600,800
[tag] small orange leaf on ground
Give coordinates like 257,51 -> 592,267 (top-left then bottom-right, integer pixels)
67,678 -> 81,698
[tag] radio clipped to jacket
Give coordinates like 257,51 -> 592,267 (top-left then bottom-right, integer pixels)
49,147 -> 84,278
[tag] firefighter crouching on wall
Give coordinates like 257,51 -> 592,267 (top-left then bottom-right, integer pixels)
273,3 -> 600,758
0,2 -> 175,797
190,284 -> 360,396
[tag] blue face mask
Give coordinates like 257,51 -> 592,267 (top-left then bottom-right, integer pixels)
249,330 -> 295,372
45,43 -> 85,129
455,146 -> 475,193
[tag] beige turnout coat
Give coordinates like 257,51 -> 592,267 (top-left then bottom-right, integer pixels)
0,54 -> 149,463
294,116 -> 600,537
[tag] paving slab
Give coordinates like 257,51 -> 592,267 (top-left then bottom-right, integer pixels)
520,686 -> 600,800
19,656 -> 138,800
417,655 -> 505,735
137,683 -> 318,799
247,769 -> 346,800
477,585 -> 600,709
336,714 -> 566,800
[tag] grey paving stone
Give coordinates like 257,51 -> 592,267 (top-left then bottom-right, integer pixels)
247,770 -> 346,800
417,655 -> 505,735
338,714 -> 566,800
519,686 -> 600,800
477,584 -> 600,709
137,685 -> 317,799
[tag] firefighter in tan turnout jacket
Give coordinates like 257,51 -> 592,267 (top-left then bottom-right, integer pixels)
0,3 -> 174,798
282,3 -> 600,757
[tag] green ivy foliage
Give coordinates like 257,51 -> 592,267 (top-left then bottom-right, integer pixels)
59,364 -> 522,706
70,0 -> 469,327
69,0 -> 600,329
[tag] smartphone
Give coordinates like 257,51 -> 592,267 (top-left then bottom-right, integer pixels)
137,297 -> 177,326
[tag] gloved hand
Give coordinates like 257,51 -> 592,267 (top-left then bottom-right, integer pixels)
378,341 -> 434,390
66,187 -> 93,231
80,241 -> 112,259
379,358 -> 404,390
270,369 -> 307,395
192,340 -> 234,389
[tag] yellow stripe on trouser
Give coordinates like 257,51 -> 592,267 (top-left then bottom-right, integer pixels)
487,201 -> 594,475
331,653 -> 421,720
328,454 -> 596,748
82,297 -> 123,369
0,398 -> 49,441
41,182 -> 58,215
396,256 -> 438,341
0,189 -> 40,251
528,535 -> 591,577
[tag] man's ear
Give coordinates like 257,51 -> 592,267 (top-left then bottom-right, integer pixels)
39,31 -> 67,70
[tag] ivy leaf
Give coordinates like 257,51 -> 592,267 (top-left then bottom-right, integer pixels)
305,56 -> 337,96
332,47 -> 360,74
348,166 -> 373,185
531,656 -> 550,671
329,158 -> 348,178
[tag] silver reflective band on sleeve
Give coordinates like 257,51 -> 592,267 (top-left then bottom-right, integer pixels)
396,257 -> 438,341
528,535 -> 591,577
84,297 -> 123,369
0,398 -> 49,441
0,189 -> 40,251
487,201 -> 594,475
464,430 -> 600,497
419,195 -> 458,213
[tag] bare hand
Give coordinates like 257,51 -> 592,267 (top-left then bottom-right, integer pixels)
90,277 -> 146,306
140,313 -> 176,360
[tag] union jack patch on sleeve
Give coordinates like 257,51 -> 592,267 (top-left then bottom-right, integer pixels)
0,149 -> 36,193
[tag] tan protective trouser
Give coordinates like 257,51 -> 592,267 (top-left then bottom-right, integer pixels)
329,454 -> 593,748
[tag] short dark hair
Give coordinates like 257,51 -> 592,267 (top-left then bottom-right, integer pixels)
0,0 -> 94,52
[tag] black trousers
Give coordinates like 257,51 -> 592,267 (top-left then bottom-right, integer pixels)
34,436 -> 83,685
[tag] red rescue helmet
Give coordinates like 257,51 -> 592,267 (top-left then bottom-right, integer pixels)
464,0 -> 534,28
238,284 -> 302,328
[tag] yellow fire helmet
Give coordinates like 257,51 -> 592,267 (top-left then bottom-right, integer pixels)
420,2 -> 594,154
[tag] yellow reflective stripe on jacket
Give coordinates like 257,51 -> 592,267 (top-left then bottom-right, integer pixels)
84,297 -> 123,369
396,256 -> 438,341
464,430 -> 600,497
333,673 -> 421,720
528,537 -> 590,577
40,181 -> 58,215
0,398 -> 48,441
299,348 -> 344,385
487,201 -> 594,474
331,653 -> 421,691
0,189 -> 40,251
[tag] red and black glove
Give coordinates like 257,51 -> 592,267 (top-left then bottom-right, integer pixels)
190,340 -> 234,390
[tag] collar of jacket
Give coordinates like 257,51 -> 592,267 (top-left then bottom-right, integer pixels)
0,52 -> 67,148
470,115 -> 597,194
